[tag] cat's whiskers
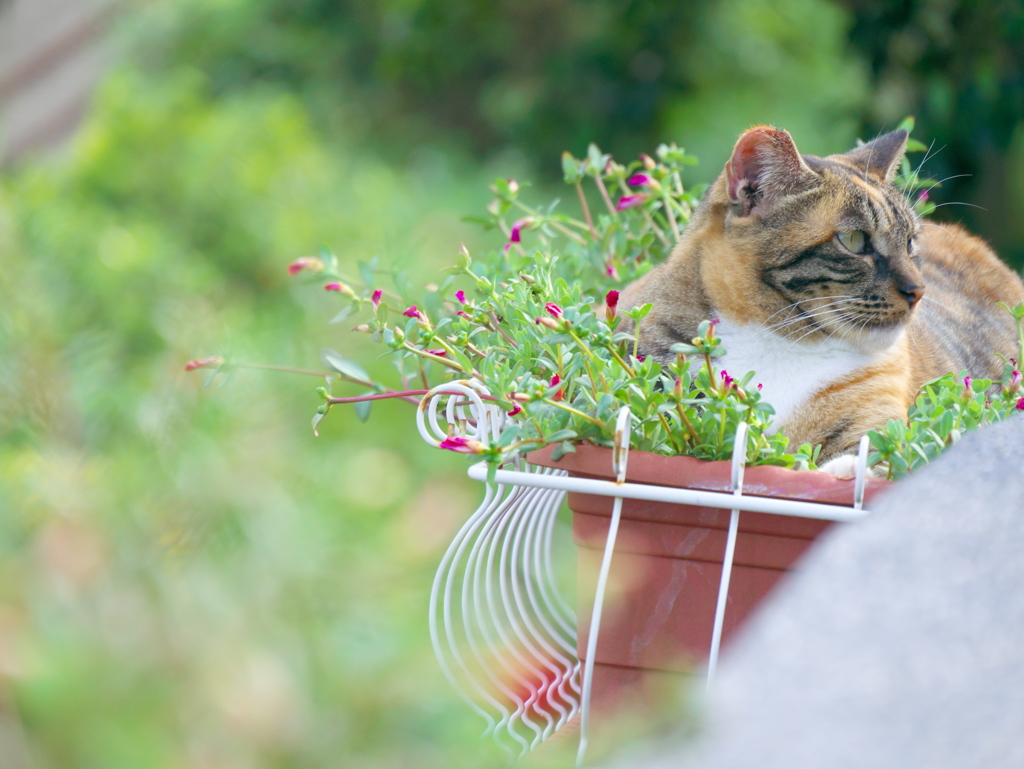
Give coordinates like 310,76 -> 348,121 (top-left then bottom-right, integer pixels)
760,298 -> 858,340
901,140 -> 941,206
753,296 -> 856,339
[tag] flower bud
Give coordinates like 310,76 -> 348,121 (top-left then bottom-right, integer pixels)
640,153 -> 656,170
439,435 -> 487,454
287,256 -> 324,276
535,316 -> 560,330
616,193 -> 650,211
185,356 -> 223,372
545,303 -> 563,319
1005,370 -> 1022,395
352,324 -> 371,333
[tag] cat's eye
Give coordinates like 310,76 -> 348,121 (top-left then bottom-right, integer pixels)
836,230 -> 870,254
908,237 -> 916,254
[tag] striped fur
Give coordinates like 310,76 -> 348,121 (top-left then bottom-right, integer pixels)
621,127 -> 1024,466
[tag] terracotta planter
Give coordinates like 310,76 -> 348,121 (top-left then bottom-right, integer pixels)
528,444 -> 892,710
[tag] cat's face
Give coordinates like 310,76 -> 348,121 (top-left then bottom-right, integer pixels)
705,128 -> 924,353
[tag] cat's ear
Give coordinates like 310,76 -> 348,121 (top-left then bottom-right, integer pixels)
842,130 -> 908,183
725,126 -> 815,217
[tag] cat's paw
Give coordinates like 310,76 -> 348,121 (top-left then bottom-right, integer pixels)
818,453 -> 860,478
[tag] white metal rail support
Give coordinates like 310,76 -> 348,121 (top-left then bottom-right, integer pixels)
419,384 -> 875,763
576,407 -> 632,768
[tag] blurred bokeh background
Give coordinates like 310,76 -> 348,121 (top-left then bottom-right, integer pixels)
1,0 -> 1023,766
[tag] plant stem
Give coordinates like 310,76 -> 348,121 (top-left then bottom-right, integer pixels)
575,182 -> 597,240
543,399 -> 606,427
509,200 -> 588,245
594,175 -> 618,216
327,389 -> 501,406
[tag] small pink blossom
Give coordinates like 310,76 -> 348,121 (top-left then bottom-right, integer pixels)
639,153 -> 656,170
550,374 -> 564,402
287,256 -> 323,276
535,316 -> 560,330
504,218 -> 533,252
184,356 -> 223,372
636,354 -> 645,362
918,189 -> 929,202
605,262 -> 619,281
439,435 -> 487,454
757,383 -> 763,391
457,310 -> 471,319
455,290 -> 466,304
721,370 -> 734,390
324,282 -> 342,292
1007,370 -> 1022,394
424,349 -> 447,357
627,173 -> 660,191
371,289 -> 383,308
1016,396 -> 1024,411
616,193 -> 649,211
545,303 -> 563,319
606,290 -> 620,309
508,403 -> 522,417
403,305 -> 422,319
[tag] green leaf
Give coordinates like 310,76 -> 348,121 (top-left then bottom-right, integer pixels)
329,305 -> 354,325
546,429 -> 578,443
551,441 -> 576,461
321,349 -> 370,382
354,400 -> 372,422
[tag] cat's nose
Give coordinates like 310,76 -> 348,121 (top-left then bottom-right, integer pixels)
899,283 -> 925,309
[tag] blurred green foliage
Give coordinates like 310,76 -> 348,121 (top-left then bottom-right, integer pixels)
2,0 -> 1024,765
0,41 -> 513,768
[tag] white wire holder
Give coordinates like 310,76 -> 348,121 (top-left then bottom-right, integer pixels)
421,383 -> 876,763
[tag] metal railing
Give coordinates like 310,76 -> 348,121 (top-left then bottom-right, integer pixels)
418,383 -> 872,765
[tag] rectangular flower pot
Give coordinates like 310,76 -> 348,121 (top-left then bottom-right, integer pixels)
528,444 -> 892,710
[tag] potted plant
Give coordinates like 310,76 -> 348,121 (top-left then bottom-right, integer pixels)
186,125 -> 1024,721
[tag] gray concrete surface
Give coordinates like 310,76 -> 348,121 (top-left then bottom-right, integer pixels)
614,415 -> 1024,768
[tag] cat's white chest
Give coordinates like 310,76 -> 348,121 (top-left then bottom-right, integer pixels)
713,320 -> 874,428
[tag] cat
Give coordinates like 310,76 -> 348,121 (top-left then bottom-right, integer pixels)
619,126 -> 1024,474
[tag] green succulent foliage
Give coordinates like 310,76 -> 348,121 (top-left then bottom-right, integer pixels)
867,303 -> 1024,480
313,146 -> 816,470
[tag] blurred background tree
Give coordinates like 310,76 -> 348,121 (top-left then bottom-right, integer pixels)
1,0 -> 1022,766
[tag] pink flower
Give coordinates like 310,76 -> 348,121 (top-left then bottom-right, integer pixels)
721,370 -> 734,390
639,153 -> 656,170
627,173 -> 660,191
550,373 -> 564,402
371,289 -> 383,308
1006,370 -> 1022,395
616,193 -> 649,211
605,289 -> 620,322
918,190 -> 929,202
545,303 -> 563,319
424,349 -> 446,357
1016,396 -> 1024,411
323,282 -> 346,293
184,356 -> 223,372
457,310 -> 471,319
963,374 -> 972,388
439,435 -> 487,454
757,383 -> 763,391
455,290 -> 466,304
535,317 -> 560,330
508,403 -> 522,417
287,256 -> 323,276
636,354 -> 645,362
605,262 -> 619,281
504,217 -> 533,252
403,305 -> 422,319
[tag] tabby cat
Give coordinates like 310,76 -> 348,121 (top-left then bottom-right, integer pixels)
619,126 -> 1024,473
